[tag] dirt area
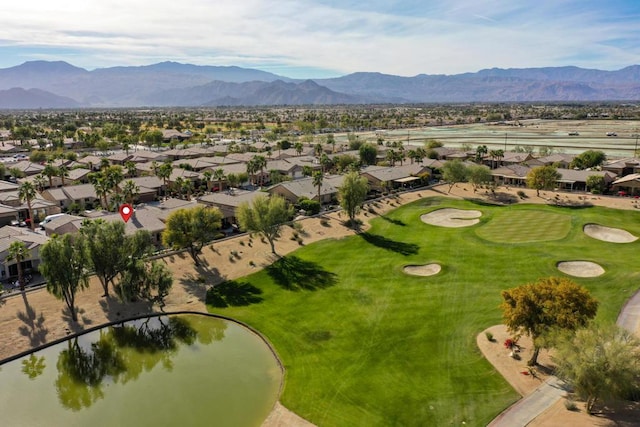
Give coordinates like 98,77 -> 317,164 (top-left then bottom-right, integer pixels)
583,224 -> 639,243
420,207 -> 482,227
1,182 -> 639,426
403,263 -> 442,277
557,261 -> 605,278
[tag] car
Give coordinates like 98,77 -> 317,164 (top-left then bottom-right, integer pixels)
606,132 -> 618,137
568,131 -> 579,136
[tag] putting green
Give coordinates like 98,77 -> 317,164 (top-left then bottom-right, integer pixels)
476,209 -> 572,243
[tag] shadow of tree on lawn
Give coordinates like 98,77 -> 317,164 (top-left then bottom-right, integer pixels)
359,232 -> 419,256
266,256 -> 338,291
205,281 -> 263,308
380,216 -> 406,226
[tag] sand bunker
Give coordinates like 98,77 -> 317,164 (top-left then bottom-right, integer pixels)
557,261 -> 605,278
584,224 -> 638,243
403,264 -> 442,276
420,208 -> 482,228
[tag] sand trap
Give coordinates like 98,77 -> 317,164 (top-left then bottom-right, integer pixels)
420,208 -> 482,228
557,261 -> 605,278
584,224 -> 638,243
403,263 -> 442,276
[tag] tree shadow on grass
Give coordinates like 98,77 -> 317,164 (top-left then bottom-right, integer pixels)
205,281 -> 263,308
380,216 -> 406,226
266,256 -> 338,291
359,232 -> 419,256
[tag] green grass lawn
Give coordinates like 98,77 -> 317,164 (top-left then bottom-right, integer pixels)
475,209 -> 573,243
206,197 -> 640,427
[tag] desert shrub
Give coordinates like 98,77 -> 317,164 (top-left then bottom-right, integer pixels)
485,331 -> 494,342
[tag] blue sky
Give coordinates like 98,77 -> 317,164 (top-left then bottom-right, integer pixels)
1,0 -> 639,78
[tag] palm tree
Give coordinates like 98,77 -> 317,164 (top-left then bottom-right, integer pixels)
202,170 -> 213,192
246,158 -> 258,186
155,162 -> 173,197
320,153 -> 332,174
294,142 -> 303,156
125,160 -> 137,178
33,174 -> 47,192
181,179 -> 194,200
57,165 -> 69,186
42,163 -> 58,188
312,171 -> 324,205
90,176 -> 110,209
252,155 -> 267,186
121,180 -> 140,205
7,241 -> 29,291
18,181 -> 37,231
213,168 -> 225,192
475,145 -> 488,163
104,165 -> 124,194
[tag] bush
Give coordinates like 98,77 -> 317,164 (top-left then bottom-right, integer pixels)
517,190 -> 527,199
564,399 -> 578,411
297,198 -> 321,215
485,331 -> 494,342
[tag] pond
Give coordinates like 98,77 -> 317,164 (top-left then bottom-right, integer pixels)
0,313 -> 282,427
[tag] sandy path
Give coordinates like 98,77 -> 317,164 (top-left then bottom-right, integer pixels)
1,182 -> 638,426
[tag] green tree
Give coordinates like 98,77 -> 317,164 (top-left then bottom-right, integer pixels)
570,150 -> 606,170
585,175 -> 606,194
466,164 -> 492,192
526,165 -> 561,196
155,162 -> 173,197
117,258 -> 173,308
442,159 -> 468,193
162,206 -> 223,265
40,234 -> 90,322
145,129 -> 163,150
7,240 -> 29,291
58,165 -> 69,186
80,220 -> 127,297
501,277 -> 598,366
213,168 -> 225,192
121,180 -> 139,205
312,171 -> 324,204
237,195 -> 293,255
475,145 -> 488,163
553,324 -> 640,414
338,171 -> 368,227
19,181 -> 37,231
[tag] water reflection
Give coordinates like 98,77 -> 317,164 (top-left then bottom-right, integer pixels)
21,354 -> 46,380
55,315 -> 226,411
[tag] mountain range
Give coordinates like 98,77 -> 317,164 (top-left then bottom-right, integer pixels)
1,61 -> 640,108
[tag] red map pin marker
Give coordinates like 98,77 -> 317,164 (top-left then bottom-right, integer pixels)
119,204 -> 133,223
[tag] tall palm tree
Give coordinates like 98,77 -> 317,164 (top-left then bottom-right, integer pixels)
181,179 -> 194,200
202,170 -> 213,192
7,240 -> 29,291
18,181 -> 37,231
155,162 -> 173,197
246,158 -> 258,186
121,180 -> 140,205
42,163 -> 58,188
213,168 -> 225,192
57,164 -> 69,186
312,171 -> 324,205
90,176 -> 110,209
104,165 -> 124,194
33,174 -> 47,192
294,142 -> 303,156
252,155 -> 267,187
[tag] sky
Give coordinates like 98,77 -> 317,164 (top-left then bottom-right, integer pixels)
1,0 -> 640,78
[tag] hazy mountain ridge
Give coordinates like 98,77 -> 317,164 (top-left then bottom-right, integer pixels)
0,60 -> 640,108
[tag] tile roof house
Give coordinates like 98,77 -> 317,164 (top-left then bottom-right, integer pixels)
360,163 -> 432,191
198,190 -> 265,225
267,175 -> 344,204
0,226 -> 49,280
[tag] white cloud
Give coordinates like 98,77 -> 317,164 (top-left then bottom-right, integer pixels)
0,0 -> 639,77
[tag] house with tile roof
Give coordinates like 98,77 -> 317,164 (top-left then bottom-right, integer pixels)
0,226 -> 49,281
